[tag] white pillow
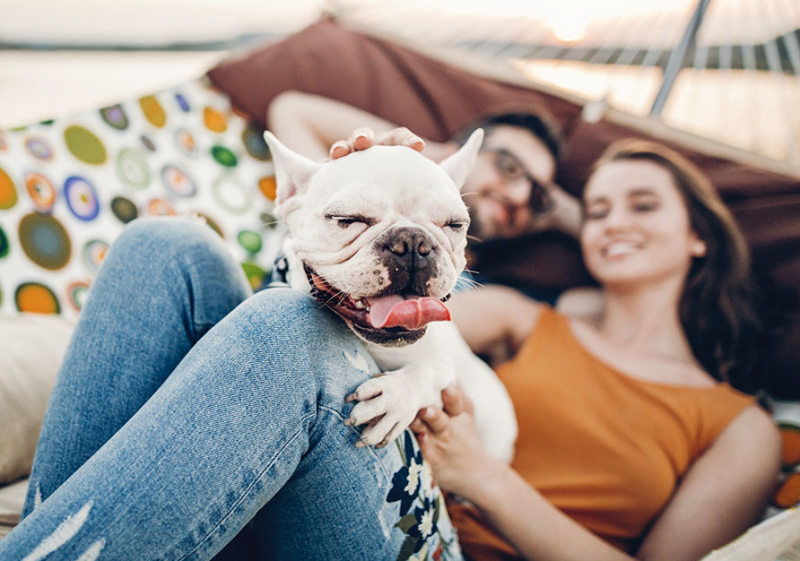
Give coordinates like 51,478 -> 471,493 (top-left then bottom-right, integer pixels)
0,313 -> 75,484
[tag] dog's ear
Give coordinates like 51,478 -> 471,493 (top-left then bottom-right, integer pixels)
263,131 -> 323,205
438,128 -> 484,191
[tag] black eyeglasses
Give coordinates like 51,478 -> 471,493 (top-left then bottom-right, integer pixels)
485,148 -> 554,215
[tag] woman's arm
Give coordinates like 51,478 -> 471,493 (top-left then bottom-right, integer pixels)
414,399 -> 780,561
635,405 -> 781,560
413,402 -> 636,561
447,285 -> 543,356
473,464 -> 637,561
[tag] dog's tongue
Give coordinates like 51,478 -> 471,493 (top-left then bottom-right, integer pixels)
367,294 -> 450,330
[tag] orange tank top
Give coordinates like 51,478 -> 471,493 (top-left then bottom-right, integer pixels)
448,306 -> 755,559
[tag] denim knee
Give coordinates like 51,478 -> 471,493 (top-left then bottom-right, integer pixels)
229,289 -> 343,349
99,216 -> 252,335
228,288 -> 379,413
108,216 -> 232,272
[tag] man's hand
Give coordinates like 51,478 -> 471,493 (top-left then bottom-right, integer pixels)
525,181 -> 583,238
330,127 -> 425,159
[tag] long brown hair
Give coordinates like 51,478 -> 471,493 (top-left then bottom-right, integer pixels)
588,139 -> 763,392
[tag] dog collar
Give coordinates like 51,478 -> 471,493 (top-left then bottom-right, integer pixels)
266,254 -> 290,288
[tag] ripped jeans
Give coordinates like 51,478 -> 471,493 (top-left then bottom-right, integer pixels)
0,217 -> 461,561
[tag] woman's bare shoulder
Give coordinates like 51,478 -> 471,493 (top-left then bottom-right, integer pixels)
556,286 -> 604,322
720,404 -> 781,450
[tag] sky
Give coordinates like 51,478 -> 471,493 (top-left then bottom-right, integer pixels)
1,0 -> 798,163
1,0 -> 796,47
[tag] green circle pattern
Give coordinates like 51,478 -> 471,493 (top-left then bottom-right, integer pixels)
116,148 -> 151,189
242,127 -> 271,161
110,197 -> 139,224
18,214 -> 71,270
2,81 -> 285,319
64,125 -> 107,165
0,226 -> 8,258
237,230 -> 262,253
211,145 -> 238,167
241,262 -> 267,290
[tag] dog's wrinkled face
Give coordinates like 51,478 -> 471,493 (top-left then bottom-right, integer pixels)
264,131 -> 483,346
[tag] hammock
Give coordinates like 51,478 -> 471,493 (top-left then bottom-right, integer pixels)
330,0 -> 800,166
0,16 -> 798,519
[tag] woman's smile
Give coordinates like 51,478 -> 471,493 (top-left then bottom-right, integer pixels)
601,238 -> 645,259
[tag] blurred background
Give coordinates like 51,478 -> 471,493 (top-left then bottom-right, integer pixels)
1,0 -> 799,165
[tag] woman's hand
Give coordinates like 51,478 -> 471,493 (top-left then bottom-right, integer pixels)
409,384 -> 503,500
413,385 -> 639,561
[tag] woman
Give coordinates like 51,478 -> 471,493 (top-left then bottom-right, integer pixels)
411,139 -> 782,561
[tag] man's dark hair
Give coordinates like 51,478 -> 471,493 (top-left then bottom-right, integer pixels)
452,110 -> 564,162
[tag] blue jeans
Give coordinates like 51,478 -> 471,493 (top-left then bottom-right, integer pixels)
0,217 -> 462,561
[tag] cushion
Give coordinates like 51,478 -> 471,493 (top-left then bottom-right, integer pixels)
208,19 -> 800,398
206,19 -> 584,143
0,78 -> 285,320
0,477 -> 29,539
770,400 -> 800,514
0,313 -> 75,484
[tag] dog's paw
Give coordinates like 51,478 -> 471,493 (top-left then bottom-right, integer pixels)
345,375 -> 418,448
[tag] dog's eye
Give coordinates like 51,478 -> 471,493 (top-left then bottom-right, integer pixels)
325,214 -> 373,229
335,217 -> 359,228
445,221 -> 466,231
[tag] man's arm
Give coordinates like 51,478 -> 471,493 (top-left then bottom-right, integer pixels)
267,91 -> 400,160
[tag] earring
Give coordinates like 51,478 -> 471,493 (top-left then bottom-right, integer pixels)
692,241 -> 707,257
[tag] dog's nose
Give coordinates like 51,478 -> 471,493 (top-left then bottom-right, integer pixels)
383,228 -> 435,262
376,227 -> 440,294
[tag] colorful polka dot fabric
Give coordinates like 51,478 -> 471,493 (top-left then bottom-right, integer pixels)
0,77 -> 284,318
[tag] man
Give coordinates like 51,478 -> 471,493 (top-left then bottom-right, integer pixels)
267,92 -> 582,248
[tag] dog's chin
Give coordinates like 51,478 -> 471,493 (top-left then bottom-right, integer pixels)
348,321 -> 427,346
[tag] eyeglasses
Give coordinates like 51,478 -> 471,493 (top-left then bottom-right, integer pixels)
485,148 -> 554,215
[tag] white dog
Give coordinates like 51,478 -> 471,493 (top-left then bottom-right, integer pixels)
263,130 -> 517,462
